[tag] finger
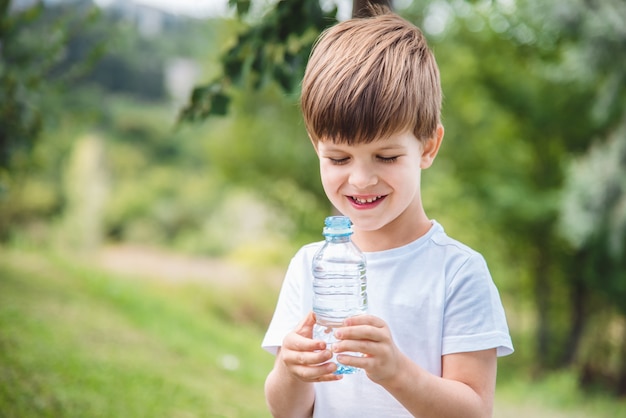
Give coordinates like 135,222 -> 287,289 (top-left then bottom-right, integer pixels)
294,311 -> 317,338
335,324 -> 385,343
333,338 -> 376,356
335,353 -> 369,370
289,360 -> 342,382
283,331 -> 326,352
283,312 -> 326,352
282,347 -> 334,368
343,314 -> 387,328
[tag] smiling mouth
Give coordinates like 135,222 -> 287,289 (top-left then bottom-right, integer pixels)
350,195 -> 385,205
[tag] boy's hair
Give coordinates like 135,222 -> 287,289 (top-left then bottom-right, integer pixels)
301,11 -> 442,144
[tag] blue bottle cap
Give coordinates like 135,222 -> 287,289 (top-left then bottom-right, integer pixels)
323,216 -> 353,236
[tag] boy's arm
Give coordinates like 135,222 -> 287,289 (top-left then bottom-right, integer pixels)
334,315 -> 497,418
264,350 -> 315,418
264,312 -> 340,418
380,349 -> 497,418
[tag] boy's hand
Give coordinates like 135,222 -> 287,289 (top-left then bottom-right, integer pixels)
332,315 -> 404,383
278,312 -> 342,382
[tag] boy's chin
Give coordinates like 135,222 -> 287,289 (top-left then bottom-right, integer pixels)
349,217 -> 391,233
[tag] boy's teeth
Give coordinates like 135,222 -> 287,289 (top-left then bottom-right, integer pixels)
353,196 -> 381,204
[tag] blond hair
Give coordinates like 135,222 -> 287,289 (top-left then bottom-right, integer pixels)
301,11 -> 441,144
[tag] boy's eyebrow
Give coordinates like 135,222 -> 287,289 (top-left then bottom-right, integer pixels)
376,144 -> 406,151
320,143 -> 408,154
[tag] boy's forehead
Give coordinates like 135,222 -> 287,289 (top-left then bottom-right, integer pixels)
317,131 -> 418,149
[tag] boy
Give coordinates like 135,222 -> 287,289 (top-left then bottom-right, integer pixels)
262,9 -> 513,418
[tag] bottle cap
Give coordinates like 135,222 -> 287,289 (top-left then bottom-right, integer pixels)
323,216 -> 353,236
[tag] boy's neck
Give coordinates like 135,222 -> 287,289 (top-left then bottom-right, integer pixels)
352,213 -> 432,252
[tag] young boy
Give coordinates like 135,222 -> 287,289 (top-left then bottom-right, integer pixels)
262,9 -> 513,418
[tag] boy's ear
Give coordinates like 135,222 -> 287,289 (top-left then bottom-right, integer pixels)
420,124 -> 444,169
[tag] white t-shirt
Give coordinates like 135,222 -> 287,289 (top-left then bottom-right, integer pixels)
262,220 -> 513,417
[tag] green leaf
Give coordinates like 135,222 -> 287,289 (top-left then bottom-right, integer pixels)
179,81 -> 231,122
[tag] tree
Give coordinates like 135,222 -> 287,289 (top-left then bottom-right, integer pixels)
0,0 -> 103,177
0,0 -> 49,173
0,0 -> 107,239
559,118 -> 626,394
427,0 -> 626,378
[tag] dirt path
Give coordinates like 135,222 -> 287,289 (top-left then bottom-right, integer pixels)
97,244 -> 282,287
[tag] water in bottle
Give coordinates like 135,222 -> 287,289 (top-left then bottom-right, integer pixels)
312,216 -> 367,374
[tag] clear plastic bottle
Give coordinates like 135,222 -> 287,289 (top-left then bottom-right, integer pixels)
312,216 -> 368,374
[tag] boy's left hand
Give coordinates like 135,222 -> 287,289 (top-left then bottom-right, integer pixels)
332,314 -> 404,384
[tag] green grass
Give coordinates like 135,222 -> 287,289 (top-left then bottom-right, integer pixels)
2,247 -> 626,418
495,368 -> 626,417
0,248 -> 274,417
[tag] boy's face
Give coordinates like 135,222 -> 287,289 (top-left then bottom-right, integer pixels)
314,129 -> 441,239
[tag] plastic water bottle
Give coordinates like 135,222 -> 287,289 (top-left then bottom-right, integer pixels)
312,216 -> 367,374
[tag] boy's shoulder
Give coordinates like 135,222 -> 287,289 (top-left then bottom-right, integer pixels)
289,240 -> 324,264
426,222 -> 492,281
428,221 -> 481,256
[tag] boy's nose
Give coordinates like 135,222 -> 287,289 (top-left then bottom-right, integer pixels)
349,162 -> 378,189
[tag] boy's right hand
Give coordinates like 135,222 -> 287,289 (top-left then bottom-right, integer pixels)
278,312 -> 342,382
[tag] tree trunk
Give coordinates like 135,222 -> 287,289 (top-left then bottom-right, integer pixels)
563,251 -> 589,366
618,329 -> 626,396
533,243 -> 551,374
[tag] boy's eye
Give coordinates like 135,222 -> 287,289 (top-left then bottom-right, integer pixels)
377,155 -> 399,163
328,157 -> 350,165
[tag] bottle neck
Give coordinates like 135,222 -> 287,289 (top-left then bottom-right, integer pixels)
325,234 -> 351,243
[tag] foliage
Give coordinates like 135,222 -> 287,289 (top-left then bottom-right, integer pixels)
558,119 -> 626,393
560,120 -> 626,290
0,0 -> 106,173
0,0 -> 42,172
404,0 -> 626,377
0,1 -> 247,250
0,0 -> 106,240
179,0 -> 338,122
196,83 -> 329,240
554,0 -> 626,318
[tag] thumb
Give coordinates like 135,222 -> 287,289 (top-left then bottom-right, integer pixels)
295,311 -> 317,338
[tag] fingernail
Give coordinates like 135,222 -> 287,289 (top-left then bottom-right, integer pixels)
335,330 -> 342,339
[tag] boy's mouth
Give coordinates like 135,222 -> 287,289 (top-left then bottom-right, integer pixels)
349,195 -> 385,205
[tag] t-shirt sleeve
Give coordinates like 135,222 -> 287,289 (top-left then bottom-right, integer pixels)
442,253 -> 514,357
261,248 -> 311,355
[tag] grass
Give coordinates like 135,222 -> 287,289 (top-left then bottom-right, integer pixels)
495,367 -> 626,417
0,248 -> 275,418
2,246 -> 626,418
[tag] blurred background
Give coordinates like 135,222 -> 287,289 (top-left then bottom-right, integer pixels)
1,0 -> 625,416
